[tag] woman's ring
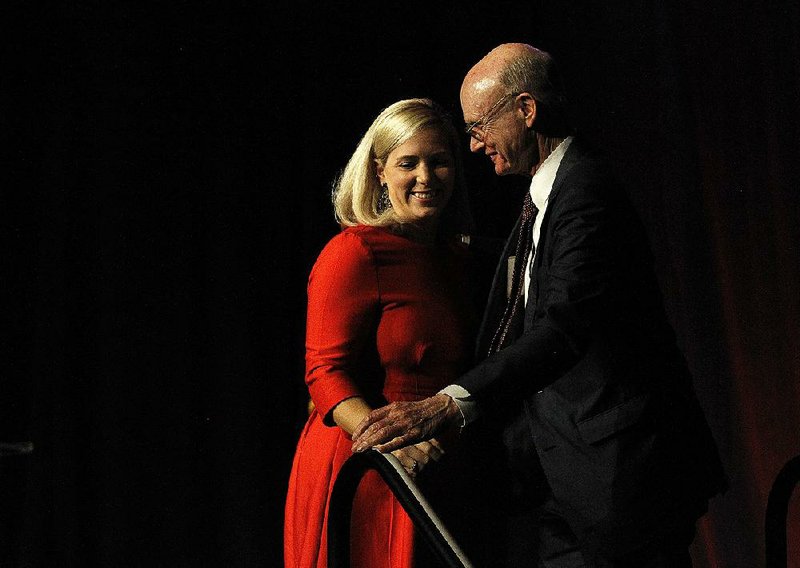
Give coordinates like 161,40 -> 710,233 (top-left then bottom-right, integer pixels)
410,459 -> 419,474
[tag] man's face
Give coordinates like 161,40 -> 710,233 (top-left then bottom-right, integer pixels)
461,86 -> 536,177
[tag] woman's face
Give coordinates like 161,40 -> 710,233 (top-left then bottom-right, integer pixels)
376,127 -> 455,231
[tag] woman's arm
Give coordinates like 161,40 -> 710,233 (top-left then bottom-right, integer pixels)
331,396 -> 373,435
305,232 -> 379,425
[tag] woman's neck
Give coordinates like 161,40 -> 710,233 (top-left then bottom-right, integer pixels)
395,220 -> 438,245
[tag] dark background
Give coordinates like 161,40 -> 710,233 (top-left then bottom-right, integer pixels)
2,1 -> 798,566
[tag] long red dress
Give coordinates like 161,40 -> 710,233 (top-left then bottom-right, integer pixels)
284,225 -> 476,568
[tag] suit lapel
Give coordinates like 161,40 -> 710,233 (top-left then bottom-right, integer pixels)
474,213 -> 523,360
524,140 -> 585,323
477,140 -> 588,355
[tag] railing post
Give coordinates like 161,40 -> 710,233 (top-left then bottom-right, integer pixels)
765,454 -> 800,568
328,449 -> 474,568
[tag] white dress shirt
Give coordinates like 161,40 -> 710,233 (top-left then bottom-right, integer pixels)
440,137 -> 574,427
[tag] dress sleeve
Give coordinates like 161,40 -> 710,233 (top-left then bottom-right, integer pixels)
305,231 -> 379,424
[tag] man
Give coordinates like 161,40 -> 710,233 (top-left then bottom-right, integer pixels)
352,43 -> 726,567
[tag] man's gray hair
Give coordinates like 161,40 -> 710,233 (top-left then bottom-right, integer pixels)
499,48 -> 572,137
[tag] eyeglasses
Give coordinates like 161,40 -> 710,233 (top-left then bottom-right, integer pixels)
464,92 -> 519,143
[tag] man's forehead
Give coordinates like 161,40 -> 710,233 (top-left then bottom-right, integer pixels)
461,78 -> 502,119
473,77 -> 497,93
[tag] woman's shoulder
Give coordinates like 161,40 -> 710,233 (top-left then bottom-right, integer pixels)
320,224 -> 470,263
336,224 -> 412,251
314,225 -> 389,267
308,227 -> 377,286
318,225 -> 373,257
341,224 -> 385,240
327,224 -> 391,249
307,227 -> 388,298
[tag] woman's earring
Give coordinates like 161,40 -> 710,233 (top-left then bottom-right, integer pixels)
377,183 -> 392,213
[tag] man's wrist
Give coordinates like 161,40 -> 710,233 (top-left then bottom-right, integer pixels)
439,393 -> 462,426
438,384 -> 478,427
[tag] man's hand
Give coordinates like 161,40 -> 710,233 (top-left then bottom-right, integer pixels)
351,393 -> 461,453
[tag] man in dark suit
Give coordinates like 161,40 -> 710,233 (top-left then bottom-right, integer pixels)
352,43 -> 726,567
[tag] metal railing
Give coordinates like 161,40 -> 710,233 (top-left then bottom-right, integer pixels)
765,454 -> 800,568
327,449 -> 474,568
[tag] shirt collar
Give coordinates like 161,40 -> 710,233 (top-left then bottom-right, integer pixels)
529,136 -> 573,210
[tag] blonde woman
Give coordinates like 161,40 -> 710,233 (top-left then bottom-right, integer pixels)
284,99 -> 494,567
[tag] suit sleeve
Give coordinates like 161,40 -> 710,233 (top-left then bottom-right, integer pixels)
458,170 -> 628,407
305,232 -> 379,425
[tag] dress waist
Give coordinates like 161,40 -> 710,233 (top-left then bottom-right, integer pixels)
382,371 -> 456,398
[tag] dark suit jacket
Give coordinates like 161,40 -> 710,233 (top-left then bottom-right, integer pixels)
459,139 -> 726,555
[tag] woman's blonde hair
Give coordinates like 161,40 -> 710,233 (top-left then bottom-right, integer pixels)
332,98 -> 472,236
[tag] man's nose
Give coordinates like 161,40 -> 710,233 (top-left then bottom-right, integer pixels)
469,136 -> 484,153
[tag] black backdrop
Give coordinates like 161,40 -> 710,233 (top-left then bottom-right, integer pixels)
2,2 -> 798,567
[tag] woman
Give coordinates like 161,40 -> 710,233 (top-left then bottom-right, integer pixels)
284,99 -> 494,567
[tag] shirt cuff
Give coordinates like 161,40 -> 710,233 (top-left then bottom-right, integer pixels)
438,384 -> 479,427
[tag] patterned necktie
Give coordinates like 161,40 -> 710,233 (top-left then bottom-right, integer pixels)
488,192 -> 538,354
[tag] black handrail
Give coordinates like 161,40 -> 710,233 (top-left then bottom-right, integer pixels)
765,454 -> 800,568
328,449 -> 474,568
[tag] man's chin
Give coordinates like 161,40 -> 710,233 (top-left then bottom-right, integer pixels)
494,163 -> 513,176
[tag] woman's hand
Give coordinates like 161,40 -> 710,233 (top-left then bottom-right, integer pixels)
391,439 -> 444,479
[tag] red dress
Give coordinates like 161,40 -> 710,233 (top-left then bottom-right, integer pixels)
284,225 -> 476,568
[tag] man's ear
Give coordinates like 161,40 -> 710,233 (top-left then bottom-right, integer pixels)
517,93 -> 537,128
